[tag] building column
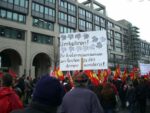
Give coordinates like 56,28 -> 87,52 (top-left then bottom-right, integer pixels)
24,0 -> 32,76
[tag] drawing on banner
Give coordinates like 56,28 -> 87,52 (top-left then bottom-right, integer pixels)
59,30 -> 108,71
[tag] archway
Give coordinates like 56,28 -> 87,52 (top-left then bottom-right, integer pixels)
32,53 -> 51,78
0,49 -> 22,75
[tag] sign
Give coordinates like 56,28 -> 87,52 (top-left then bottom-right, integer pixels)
139,63 -> 150,75
59,30 -> 108,71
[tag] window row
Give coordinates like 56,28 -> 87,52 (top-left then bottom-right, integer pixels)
59,0 -> 76,12
32,2 -> 55,17
79,8 -> 92,18
0,26 -> 25,40
79,19 -> 92,28
33,18 -> 54,31
32,32 -> 53,45
0,8 -> 26,23
59,12 -> 76,23
1,0 -> 28,8
59,25 -> 75,33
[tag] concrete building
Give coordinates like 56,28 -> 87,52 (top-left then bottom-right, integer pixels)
0,0 -> 150,78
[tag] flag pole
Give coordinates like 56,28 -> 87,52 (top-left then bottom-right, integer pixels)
80,57 -> 83,71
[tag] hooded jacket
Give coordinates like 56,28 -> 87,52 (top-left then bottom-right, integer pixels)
0,87 -> 23,113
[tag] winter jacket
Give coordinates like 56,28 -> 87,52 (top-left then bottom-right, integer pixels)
0,87 -> 23,113
60,87 -> 104,113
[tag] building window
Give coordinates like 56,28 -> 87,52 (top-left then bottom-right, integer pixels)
59,12 -> 67,21
79,19 -> 85,27
59,25 -> 75,33
115,32 -> 122,40
0,8 -> 26,23
68,3 -> 76,12
86,22 -> 92,30
94,15 -> 100,23
32,2 -> 55,17
68,15 -> 76,24
95,25 -> 100,30
114,25 -> 122,31
115,47 -> 122,52
0,9 -> 6,18
59,0 -> 67,9
45,0 -> 55,4
86,11 -> 92,19
13,13 -> 18,21
115,39 -> 121,47
0,26 -> 25,40
100,18 -> 105,26
32,32 -> 53,45
33,18 -> 54,31
79,8 -> 85,16
7,11 -> 12,20
108,21 -> 113,28
8,0 -> 13,4
14,0 -> 28,8
48,8 -> 55,17
115,55 -> 123,60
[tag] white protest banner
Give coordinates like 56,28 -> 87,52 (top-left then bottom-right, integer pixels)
139,63 -> 150,75
59,30 -> 108,71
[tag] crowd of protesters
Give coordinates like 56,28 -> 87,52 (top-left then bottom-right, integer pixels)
0,69 -> 150,113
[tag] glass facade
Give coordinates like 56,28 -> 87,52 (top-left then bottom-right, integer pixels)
68,3 -> 76,12
59,12 -> 67,21
33,18 -> 54,31
32,32 -> 53,45
0,26 -> 25,40
0,8 -> 26,23
68,15 -> 76,24
45,0 -> 55,4
1,0 -> 29,8
59,25 -> 75,33
32,2 -> 55,18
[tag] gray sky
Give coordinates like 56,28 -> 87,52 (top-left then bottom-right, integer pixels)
79,0 -> 150,42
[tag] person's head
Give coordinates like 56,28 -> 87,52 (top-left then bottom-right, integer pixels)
2,73 -> 13,87
73,71 -> 88,87
32,74 -> 64,107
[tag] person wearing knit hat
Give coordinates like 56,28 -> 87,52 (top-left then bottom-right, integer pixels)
59,71 -> 104,113
11,74 -> 65,113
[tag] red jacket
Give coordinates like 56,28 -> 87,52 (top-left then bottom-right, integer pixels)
0,87 -> 23,113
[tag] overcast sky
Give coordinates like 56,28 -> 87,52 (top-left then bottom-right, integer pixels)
79,0 -> 150,42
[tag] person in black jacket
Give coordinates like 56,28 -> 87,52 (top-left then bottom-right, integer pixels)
11,74 -> 65,113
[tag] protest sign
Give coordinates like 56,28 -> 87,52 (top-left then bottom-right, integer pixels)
59,30 -> 108,71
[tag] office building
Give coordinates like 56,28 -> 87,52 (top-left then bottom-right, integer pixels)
0,0 -> 149,77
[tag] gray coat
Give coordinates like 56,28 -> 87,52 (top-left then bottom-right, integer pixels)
59,87 -> 104,113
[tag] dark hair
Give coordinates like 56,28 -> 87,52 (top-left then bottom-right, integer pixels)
2,73 -> 13,87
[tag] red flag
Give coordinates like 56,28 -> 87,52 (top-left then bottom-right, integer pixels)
57,68 -> 64,81
121,67 -> 128,82
114,64 -> 120,80
129,71 -> 135,80
8,69 -> 17,78
84,70 -> 99,86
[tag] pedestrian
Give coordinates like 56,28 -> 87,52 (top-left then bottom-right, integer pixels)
11,74 -> 65,113
0,73 -> 23,113
101,82 -> 117,113
59,71 -> 104,113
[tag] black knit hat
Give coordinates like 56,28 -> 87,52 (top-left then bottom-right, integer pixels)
32,75 -> 64,107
